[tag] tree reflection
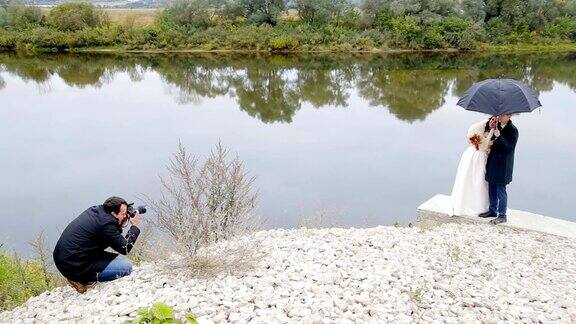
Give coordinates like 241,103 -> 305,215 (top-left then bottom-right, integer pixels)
231,67 -> 301,123
357,65 -> 450,122
1,52 -> 576,122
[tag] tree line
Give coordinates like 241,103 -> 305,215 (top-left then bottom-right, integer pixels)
1,1 -> 576,51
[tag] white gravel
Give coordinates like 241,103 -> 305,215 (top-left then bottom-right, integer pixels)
2,223 -> 576,323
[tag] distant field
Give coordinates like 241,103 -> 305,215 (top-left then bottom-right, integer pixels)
40,8 -> 161,26
103,9 -> 160,26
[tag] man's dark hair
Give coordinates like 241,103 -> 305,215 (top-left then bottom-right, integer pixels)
103,196 -> 127,214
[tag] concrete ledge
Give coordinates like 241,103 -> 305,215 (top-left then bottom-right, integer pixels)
417,194 -> 576,239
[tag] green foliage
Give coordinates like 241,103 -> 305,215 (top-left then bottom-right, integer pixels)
157,0 -> 214,29
48,3 -> 104,32
0,251 -> 49,311
542,17 -> 576,41
295,0 -> 353,26
433,17 -> 477,49
460,0 -> 485,23
390,0 -> 457,24
450,245 -> 461,260
485,16 -> 513,44
410,287 -> 425,303
0,0 -> 576,52
361,0 -> 392,28
129,303 -> 197,324
389,16 -> 424,48
269,35 -> 298,50
0,7 -> 7,27
4,4 -> 43,29
239,0 -> 286,25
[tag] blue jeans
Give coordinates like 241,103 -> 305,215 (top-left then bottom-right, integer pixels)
97,255 -> 133,282
488,183 -> 507,216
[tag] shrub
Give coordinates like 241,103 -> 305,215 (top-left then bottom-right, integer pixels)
241,0 -> 286,25
130,303 -> 198,324
269,35 -> 298,50
0,7 -> 7,28
434,17 -> 477,49
485,17 -> 512,44
389,16 -> 423,48
157,0 -> 214,29
5,4 -> 43,29
0,251 -> 48,310
0,29 -> 18,50
542,17 -> 576,41
423,28 -> 444,48
149,142 -> 258,260
48,3 -> 104,32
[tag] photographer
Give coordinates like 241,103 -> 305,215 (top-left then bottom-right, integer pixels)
53,196 -> 142,293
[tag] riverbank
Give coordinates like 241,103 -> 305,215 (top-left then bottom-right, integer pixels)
65,43 -> 576,54
1,223 -> 574,323
3,3 -> 576,54
1,24 -> 576,54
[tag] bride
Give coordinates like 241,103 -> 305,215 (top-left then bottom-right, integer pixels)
450,117 -> 497,216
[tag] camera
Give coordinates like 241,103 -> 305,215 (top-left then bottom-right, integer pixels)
127,203 -> 146,218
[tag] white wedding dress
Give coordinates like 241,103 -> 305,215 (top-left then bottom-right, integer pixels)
450,120 -> 495,216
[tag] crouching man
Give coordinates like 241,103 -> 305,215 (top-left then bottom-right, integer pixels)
53,196 -> 141,293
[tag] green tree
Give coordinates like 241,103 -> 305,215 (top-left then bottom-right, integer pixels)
239,0 -> 286,25
0,7 -> 7,27
295,0 -> 353,25
48,3 -> 104,31
5,4 -> 42,29
360,0 -> 393,28
460,0 -> 485,23
158,0 -> 217,29
390,0 -> 457,24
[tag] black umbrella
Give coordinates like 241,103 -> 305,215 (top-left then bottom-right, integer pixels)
457,79 -> 541,115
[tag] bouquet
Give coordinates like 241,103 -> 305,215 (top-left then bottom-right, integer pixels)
469,134 -> 482,150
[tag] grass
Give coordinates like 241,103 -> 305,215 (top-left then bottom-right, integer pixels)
103,9 -> 160,27
39,8 -> 160,27
409,287 -> 425,304
450,246 -> 461,261
0,232 -> 66,311
0,251 -> 52,311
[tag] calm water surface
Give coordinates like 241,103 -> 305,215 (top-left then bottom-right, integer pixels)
1,52 -> 575,253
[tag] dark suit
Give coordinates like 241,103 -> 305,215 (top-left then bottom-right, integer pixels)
485,120 -> 519,216
53,205 -> 140,283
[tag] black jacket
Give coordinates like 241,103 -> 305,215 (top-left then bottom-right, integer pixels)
53,205 -> 140,283
486,120 -> 519,185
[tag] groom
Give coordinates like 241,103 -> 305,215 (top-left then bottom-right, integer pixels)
479,114 -> 519,224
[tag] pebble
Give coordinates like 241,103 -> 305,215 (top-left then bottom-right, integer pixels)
0,224 -> 574,323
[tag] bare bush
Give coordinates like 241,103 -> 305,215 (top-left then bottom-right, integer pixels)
149,142 -> 259,261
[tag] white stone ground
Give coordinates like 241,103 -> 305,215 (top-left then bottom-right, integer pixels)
1,223 -> 576,323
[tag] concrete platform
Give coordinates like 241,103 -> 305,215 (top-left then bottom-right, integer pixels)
417,194 -> 576,239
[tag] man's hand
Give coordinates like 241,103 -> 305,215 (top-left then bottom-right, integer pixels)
130,211 -> 142,227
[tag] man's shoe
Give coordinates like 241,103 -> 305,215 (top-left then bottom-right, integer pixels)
490,216 -> 507,225
67,280 -> 88,293
479,210 -> 497,218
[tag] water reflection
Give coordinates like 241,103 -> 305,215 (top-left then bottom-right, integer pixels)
2,51 -> 576,254
2,52 -> 576,123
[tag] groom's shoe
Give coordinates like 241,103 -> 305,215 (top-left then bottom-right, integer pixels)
479,210 -> 497,218
490,216 -> 507,225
